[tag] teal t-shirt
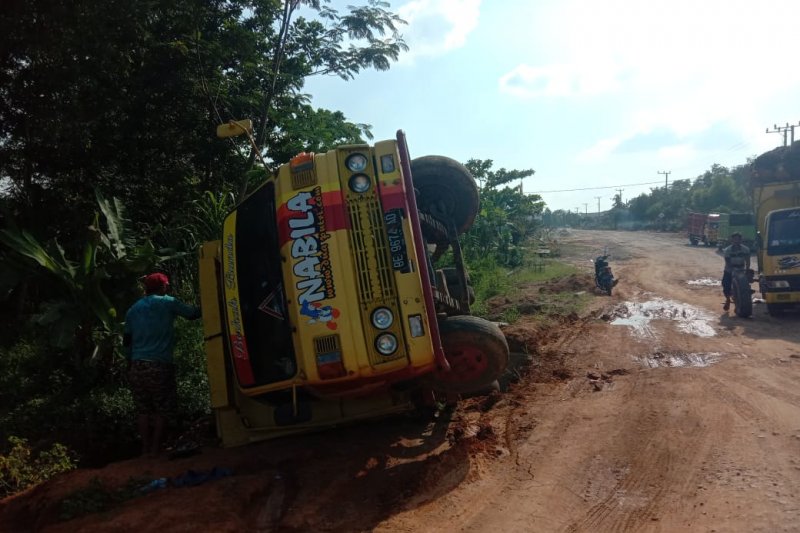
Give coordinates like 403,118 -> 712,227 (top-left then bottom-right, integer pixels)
124,295 -> 201,363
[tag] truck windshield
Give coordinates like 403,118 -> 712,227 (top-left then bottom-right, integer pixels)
767,209 -> 800,256
234,182 -> 297,386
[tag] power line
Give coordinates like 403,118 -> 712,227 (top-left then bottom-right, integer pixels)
657,170 -> 671,189
766,121 -> 800,146
529,180 -> 663,194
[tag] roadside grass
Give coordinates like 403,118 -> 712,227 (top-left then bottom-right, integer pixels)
469,256 -> 591,324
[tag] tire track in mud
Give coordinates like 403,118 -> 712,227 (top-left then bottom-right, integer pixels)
564,371 -> 727,532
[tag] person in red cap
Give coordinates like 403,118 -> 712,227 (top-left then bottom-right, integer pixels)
123,272 -> 201,457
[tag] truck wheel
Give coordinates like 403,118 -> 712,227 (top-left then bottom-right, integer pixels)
411,156 -> 479,235
690,238 -> 699,246
430,316 -> 509,394
733,272 -> 753,318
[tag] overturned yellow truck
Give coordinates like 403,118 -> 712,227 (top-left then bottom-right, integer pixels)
199,129 -> 509,446
751,140 -> 800,316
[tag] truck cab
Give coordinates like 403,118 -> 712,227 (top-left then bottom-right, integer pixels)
751,141 -> 800,315
199,128 -> 509,446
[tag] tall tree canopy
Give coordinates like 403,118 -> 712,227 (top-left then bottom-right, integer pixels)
0,0 -> 407,243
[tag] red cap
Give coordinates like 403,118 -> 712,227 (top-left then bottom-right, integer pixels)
143,273 -> 169,294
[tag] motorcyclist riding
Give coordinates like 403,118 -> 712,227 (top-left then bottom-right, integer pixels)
594,254 -> 619,295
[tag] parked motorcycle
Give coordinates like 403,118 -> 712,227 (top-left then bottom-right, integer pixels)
593,254 -> 617,296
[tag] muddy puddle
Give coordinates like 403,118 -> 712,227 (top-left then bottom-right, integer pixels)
686,278 -> 721,287
610,298 -> 716,338
635,351 -> 723,368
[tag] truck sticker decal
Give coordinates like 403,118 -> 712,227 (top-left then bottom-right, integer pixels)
223,234 -> 236,289
287,187 -> 336,304
300,301 -> 340,330
258,284 -> 285,320
778,256 -> 800,269
226,296 -> 255,385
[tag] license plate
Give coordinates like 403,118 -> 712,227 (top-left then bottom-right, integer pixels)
384,209 -> 410,273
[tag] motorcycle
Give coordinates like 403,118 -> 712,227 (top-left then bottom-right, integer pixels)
730,266 -> 755,318
593,254 -> 617,296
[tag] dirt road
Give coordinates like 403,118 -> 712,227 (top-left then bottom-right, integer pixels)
4,230 -> 800,532
380,229 -> 800,533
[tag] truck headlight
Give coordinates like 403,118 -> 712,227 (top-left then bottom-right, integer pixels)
769,280 -> 790,288
371,307 -> 394,329
375,333 -> 398,355
348,173 -> 370,193
346,153 -> 368,172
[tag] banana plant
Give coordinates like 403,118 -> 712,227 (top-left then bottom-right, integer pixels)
0,191 -> 179,359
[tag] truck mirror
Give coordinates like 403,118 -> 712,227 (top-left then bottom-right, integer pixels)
216,119 -> 253,139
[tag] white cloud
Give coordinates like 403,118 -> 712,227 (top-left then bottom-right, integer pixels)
396,0 -> 481,63
499,62 -> 620,98
502,0 -> 800,156
578,138 -> 622,162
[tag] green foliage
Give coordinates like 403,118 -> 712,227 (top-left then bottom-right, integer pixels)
174,320 -> 211,418
0,323 -> 208,465
0,0 -> 407,242
462,159 -> 544,268
0,0 -> 409,467
0,436 -> 76,497
58,476 -> 149,521
0,192 -> 177,360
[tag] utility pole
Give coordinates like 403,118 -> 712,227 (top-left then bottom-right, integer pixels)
594,196 -> 601,213
658,170 -> 671,189
615,188 -> 624,205
583,203 -> 588,215
766,121 -> 800,146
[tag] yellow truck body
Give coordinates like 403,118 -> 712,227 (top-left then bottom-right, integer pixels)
198,131 -> 508,446
751,142 -> 800,314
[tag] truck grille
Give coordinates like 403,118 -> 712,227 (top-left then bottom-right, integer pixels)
314,334 -> 341,355
347,195 -> 395,303
345,192 -> 405,365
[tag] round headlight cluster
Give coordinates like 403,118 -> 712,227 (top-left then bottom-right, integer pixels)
371,307 -> 394,329
375,333 -> 398,355
346,153 -> 369,172
349,173 -> 371,193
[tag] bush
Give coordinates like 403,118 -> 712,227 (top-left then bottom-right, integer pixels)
0,436 -> 76,497
0,319 -> 211,466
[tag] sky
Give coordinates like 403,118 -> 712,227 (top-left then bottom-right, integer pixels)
302,0 -> 800,213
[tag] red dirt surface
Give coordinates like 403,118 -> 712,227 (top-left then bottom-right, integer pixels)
5,229 -> 800,532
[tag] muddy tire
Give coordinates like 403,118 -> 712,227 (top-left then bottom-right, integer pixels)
733,272 -> 752,318
411,156 -> 479,235
430,316 -> 509,394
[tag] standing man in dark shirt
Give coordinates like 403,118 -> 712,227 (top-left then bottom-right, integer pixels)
123,273 -> 201,456
721,232 -> 750,312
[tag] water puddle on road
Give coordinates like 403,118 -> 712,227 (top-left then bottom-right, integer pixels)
610,298 -> 717,338
635,351 -> 723,368
686,278 -> 721,287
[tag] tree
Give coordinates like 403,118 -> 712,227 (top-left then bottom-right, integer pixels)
0,0 -> 407,244
463,159 -> 543,267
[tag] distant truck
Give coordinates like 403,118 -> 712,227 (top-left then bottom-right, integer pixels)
687,212 -> 707,245
704,213 -> 720,247
717,212 -> 756,249
750,140 -> 800,315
